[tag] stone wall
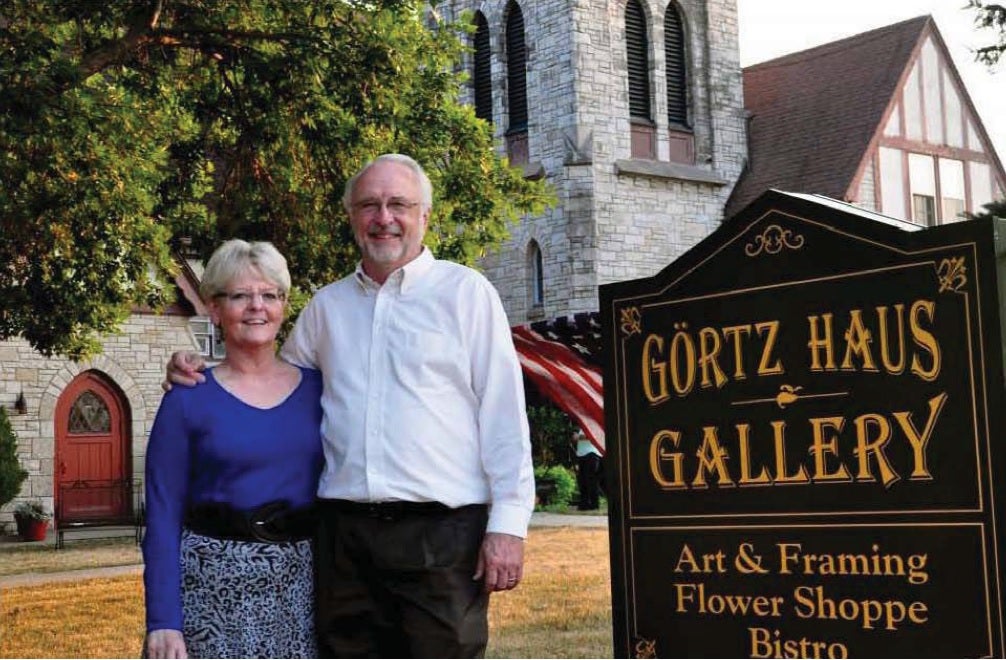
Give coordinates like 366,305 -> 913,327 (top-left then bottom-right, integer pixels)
0,313 -> 198,532
438,0 -> 747,324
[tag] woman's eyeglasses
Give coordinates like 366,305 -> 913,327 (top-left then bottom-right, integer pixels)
215,290 -> 286,306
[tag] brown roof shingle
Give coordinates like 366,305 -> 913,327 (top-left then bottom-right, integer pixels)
726,15 -> 931,217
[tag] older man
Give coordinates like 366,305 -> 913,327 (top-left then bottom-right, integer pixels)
169,153 -> 534,657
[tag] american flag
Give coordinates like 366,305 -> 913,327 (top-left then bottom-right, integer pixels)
511,312 -> 604,454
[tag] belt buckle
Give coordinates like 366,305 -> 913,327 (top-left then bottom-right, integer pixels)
249,501 -> 291,543
381,503 -> 399,521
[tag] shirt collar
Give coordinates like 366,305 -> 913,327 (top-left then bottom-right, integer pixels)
353,247 -> 434,294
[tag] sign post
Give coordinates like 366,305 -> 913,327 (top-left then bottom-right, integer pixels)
600,191 -> 1006,658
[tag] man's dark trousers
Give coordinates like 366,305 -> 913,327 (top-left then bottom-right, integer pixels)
314,499 -> 490,658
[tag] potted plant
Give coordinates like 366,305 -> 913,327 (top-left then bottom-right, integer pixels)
14,500 -> 50,542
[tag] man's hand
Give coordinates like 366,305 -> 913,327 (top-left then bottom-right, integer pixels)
162,351 -> 207,392
473,532 -> 525,593
146,629 -> 187,659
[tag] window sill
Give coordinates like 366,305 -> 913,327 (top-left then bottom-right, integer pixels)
615,159 -> 727,185
522,161 -> 545,180
527,304 -> 546,321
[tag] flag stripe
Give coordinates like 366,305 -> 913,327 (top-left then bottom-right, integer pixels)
512,325 -> 605,454
515,346 -> 603,424
513,335 -> 603,417
514,327 -> 602,388
512,328 -> 603,414
520,357 -> 606,452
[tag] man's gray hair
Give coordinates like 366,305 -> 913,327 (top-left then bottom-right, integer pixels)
342,153 -> 433,213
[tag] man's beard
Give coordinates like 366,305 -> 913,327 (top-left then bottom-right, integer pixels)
360,236 -> 408,266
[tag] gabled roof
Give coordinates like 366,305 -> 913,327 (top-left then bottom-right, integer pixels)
726,15 -> 931,217
169,255 -> 209,316
135,253 -> 209,317
775,190 -> 921,231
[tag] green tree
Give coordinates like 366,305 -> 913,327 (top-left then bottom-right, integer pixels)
969,1 -> 1006,66
0,0 -> 550,359
527,404 -> 577,469
965,198 -> 1006,221
0,407 -> 28,508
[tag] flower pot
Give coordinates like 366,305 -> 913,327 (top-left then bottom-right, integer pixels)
16,517 -> 48,542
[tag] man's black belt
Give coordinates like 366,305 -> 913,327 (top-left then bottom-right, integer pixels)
322,498 -> 485,521
184,500 -> 316,544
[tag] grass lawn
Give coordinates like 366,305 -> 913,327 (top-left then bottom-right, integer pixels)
0,526 -> 612,658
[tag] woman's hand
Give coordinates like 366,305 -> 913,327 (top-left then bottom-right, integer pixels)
146,629 -> 187,659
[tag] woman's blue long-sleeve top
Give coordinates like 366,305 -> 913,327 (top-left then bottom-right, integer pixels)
142,367 -> 324,633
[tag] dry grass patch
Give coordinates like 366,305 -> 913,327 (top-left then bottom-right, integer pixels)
1,576 -> 145,658
488,527 -> 612,658
0,527 -> 612,659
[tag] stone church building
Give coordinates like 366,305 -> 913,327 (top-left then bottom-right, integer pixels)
436,0 -> 748,326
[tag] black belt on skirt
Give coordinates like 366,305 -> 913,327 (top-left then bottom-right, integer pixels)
320,498 -> 487,521
184,500 -> 316,544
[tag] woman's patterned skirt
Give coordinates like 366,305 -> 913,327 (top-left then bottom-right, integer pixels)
180,529 -> 317,658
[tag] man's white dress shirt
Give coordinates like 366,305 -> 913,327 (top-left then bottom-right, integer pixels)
281,249 -> 535,538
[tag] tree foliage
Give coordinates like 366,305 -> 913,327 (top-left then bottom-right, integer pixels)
969,1 -> 1006,66
0,0 -> 551,358
965,198 -> 1006,221
527,403 -> 577,469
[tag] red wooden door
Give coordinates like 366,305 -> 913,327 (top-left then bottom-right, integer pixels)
55,371 -> 130,521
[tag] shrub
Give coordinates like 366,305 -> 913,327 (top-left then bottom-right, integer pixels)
534,464 -> 577,509
0,407 -> 27,508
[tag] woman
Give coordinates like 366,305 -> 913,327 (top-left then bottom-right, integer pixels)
143,239 -> 324,659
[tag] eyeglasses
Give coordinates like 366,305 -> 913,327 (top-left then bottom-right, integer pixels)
214,290 -> 286,306
351,197 -> 421,219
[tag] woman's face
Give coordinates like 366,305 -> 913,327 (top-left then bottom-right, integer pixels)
208,268 -> 286,350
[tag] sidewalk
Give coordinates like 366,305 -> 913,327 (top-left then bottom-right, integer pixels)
529,511 -> 607,528
0,511 -> 607,589
1,563 -> 143,589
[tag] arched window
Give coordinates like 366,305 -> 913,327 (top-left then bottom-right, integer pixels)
626,0 -> 654,158
528,240 -> 544,307
505,1 -> 529,164
626,0 -> 651,121
473,11 -> 493,124
665,1 -> 694,163
68,390 -> 111,434
664,2 -> 689,128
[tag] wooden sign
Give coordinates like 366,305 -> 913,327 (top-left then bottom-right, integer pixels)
600,191 -> 1006,658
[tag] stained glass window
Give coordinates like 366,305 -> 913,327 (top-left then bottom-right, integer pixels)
68,390 -> 110,433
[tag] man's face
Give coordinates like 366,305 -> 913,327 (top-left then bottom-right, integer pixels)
348,161 -> 429,283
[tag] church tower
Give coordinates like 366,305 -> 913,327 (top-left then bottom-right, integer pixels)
436,0 -> 747,324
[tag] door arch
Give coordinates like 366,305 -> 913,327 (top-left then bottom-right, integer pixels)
55,370 -> 131,521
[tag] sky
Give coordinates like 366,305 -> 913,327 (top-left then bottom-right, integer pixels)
736,0 -> 1006,163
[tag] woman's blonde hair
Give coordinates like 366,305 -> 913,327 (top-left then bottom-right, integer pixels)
199,239 -> 291,300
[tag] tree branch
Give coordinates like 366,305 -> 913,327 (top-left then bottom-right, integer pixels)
76,1 -> 331,79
